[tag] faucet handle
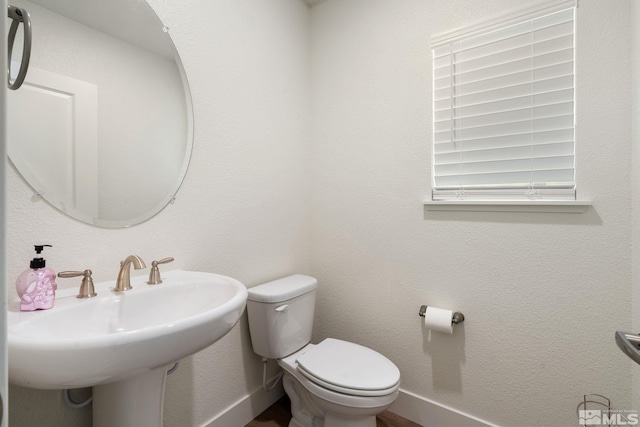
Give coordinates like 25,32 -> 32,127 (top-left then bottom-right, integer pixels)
147,257 -> 174,285
58,269 -> 97,299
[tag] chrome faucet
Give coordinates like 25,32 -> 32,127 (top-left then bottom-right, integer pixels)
114,255 -> 146,292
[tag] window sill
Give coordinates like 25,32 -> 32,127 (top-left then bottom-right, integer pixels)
423,200 -> 592,213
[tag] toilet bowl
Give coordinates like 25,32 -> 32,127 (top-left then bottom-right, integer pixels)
246,275 -> 400,427
279,339 -> 399,427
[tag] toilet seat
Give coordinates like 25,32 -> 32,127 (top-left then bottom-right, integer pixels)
295,338 -> 400,397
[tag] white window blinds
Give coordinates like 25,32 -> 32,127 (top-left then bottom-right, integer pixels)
431,2 -> 576,201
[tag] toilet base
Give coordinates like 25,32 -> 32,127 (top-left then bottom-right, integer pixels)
281,368 -> 396,427
287,407 -> 379,427
286,409 -> 378,427
323,414 -> 377,427
289,418 -> 307,427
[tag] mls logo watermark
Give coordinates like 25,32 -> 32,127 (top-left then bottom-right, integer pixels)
579,409 -> 639,426
579,409 -> 602,425
577,395 -> 639,426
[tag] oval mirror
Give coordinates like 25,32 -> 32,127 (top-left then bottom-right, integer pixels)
7,0 -> 193,228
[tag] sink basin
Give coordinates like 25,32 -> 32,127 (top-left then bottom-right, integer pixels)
8,270 -> 248,389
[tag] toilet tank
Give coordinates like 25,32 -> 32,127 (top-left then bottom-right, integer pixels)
247,274 -> 317,359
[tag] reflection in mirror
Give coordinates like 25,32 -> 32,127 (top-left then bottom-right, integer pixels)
7,0 -> 193,228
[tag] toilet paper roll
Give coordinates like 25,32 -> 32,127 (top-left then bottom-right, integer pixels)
424,306 -> 454,334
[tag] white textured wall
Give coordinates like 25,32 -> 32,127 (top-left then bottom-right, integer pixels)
6,0 -> 311,425
310,1 -> 633,426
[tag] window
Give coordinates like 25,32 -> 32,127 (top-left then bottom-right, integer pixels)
431,1 -> 576,202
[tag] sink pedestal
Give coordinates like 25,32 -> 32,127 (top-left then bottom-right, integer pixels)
93,365 -> 168,427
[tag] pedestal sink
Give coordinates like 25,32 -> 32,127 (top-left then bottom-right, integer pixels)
8,270 -> 248,427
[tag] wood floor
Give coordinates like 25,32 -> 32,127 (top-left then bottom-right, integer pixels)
245,396 -> 422,427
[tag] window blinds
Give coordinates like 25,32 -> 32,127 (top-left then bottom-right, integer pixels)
431,3 -> 576,201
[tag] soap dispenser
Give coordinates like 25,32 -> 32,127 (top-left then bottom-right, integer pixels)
16,244 -> 57,311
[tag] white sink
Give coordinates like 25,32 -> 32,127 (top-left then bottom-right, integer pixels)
8,269 -> 247,426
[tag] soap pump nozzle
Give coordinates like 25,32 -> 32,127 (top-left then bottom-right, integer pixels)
30,244 -> 52,269
34,244 -> 52,254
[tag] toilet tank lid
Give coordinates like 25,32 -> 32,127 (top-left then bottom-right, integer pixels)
247,274 -> 318,303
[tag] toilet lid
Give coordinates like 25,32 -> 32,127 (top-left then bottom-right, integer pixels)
295,338 -> 400,395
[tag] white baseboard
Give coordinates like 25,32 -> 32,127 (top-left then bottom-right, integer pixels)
201,384 -> 497,427
201,383 -> 285,427
389,389 -> 499,427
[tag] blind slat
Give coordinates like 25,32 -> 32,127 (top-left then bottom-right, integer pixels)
434,168 -> 575,188
435,100 -> 574,130
435,141 -> 574,164
435,114 -> 574,144
434,47 -> 573,88
435,60 -> 573,99
447,25 -> 573,68
435,89 -> 573,121
434,102 -> 574,133
435,155 -> 574,176
435,74 -> 573,107
434,129 -> 574,153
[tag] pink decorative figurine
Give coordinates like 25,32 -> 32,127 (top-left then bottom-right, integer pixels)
16,245 -> 57,311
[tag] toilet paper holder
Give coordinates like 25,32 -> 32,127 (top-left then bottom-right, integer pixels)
418,305 -> 465,325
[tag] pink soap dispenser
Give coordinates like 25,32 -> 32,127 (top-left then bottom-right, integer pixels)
16,245 -> 57,311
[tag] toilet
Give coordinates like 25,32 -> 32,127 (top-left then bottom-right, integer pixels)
246,274 -> 400,427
